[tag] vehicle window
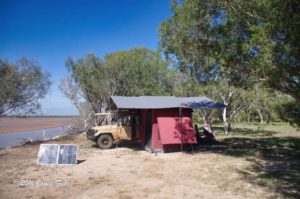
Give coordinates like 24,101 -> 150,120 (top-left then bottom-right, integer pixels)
119,115 -> 131,126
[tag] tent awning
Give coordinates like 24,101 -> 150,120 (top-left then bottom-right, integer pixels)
111,96 -> 225,109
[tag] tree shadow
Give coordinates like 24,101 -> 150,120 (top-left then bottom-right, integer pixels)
207,136 -> 300,198
213,126 -> 277,137
91,140 -> 144,151
114,140 -> 145,151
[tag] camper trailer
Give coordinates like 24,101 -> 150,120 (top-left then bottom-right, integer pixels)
86,96 -> 225,152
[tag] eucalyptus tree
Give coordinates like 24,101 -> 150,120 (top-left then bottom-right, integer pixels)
63,48 -> 171,113
159,0 -> 300,125
0,58 -> 51,115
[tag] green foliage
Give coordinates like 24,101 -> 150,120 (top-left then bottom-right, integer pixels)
276,99 -> 300,126
226,0 -> 300,101
159,0 -> 300,125
65,53 -> 110,112
104,48 -> 171,96
0,58 -> 51,115
64,48 -> 171,112
159,0 -> 222,82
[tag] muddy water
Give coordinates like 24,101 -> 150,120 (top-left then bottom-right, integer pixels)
0,125 -> 71,148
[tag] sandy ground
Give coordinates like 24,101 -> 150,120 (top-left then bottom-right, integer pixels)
0,133 -> 287,199
0,117 -> 77,133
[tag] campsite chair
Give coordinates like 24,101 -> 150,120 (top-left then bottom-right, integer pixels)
203,124 -> 217,144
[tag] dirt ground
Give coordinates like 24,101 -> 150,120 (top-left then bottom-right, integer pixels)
0,117 -> 77,133
0,125 -> 299,199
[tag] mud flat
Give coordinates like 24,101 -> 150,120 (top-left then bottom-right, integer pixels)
0,117 -> 77,134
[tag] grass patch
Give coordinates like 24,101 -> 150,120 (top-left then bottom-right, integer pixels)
214,134 -> 300,199
213,126 -> 277,137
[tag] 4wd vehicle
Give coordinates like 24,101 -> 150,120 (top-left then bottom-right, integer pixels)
86,112 -> 140,149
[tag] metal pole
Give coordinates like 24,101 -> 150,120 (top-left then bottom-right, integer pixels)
115,141 -> 119,158
179,107 -> 183,152
115,108 -> 119,158
116,108 -> 119,121
191,140 -> 194,154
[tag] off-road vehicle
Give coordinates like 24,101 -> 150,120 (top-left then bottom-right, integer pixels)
86,112 -> 140,149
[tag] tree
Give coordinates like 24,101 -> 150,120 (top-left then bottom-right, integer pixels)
159,0 -> 222,83
159,0 -> 300,125
59,76 -> 93,129
64,47 -> 171,113
65,54 -> 107,113
104,48 -> 171,96
276,99 -> 300,126
245,85 -> 284,124
172,77 -> 248,133
0,58 -> 51,115
198,82 -> 249,134
220,0 -> 300,102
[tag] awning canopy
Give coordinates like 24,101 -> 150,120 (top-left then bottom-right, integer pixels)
111,96 -> 225,109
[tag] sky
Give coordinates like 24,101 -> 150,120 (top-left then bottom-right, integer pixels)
0,0 -> 172,115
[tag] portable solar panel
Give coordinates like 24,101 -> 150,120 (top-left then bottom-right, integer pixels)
58,144 -> 78,165
37,144 -> 60,165
37,144 -> 78,165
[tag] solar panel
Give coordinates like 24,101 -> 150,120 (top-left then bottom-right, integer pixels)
37,144 -> 60,165
58,144 -> 78,165
37,144 -> 78,165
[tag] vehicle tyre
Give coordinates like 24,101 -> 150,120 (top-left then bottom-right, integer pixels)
97,134 -> 113,149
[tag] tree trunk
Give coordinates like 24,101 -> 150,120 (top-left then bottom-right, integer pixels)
220,91 -> 232,135
223,107 -> 229,135
202,115 -> 208,125
257,108 -> 264,124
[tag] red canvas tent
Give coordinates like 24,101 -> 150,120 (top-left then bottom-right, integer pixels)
111,96 -> 225,152
139,108 -> 197,152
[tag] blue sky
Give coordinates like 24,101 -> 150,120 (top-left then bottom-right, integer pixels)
0,0 -> 171,115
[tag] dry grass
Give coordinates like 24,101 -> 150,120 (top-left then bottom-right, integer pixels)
0,125 -> 299,199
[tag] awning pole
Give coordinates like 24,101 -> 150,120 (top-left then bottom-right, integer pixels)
179,107 -> 183,152
116,108 -> 119,121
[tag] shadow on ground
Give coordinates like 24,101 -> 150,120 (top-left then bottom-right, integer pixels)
213,126 -> 277,137
91,140 -> 144,151
195,136 -> 300,198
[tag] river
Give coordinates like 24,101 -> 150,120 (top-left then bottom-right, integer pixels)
0,125 -> 71,148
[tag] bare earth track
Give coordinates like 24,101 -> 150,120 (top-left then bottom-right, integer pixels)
0,136 -> 268,199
